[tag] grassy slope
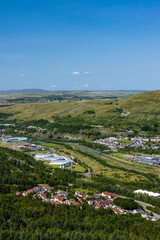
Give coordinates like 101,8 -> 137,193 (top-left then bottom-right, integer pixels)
0,90 -> 159,121
119,90 -> 160,120
0,99 -> 115,120
36,140 -> 160,191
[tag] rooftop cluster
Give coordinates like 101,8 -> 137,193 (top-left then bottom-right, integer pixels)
134,155 -> 160,166
16,186 -> 158,221
94,137 -> 160,150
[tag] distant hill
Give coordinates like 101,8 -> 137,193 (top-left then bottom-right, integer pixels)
0,90 -> 144,103
0,90 -> 159,124
0,89 -> 50,95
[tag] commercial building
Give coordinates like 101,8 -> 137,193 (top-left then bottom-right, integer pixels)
35,152 -> 75,168
50,159 -> 71,168
35,153 -> 53,160
134,189 -> 160,198
2,137 -> 27,143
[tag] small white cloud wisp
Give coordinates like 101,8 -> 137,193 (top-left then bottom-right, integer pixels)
72,71 -> 80,75
50,85 -> 56,88
84,71 -> 92,75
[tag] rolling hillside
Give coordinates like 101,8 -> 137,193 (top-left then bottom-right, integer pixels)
119,90 -> 160,116
0,90 -> 159,121
0,90 -> 160,138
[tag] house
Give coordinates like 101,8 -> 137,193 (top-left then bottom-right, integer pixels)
112,193 -> 119,198
43,185 -> 51,192
15,192 -> 21,196
51,195 -> 57,200
102,192 -> 112,198
57,197 -> 66,203
22,191 -> 28,197
88,200 -> 94,205
54,202 -> 61,205
32,186 -> 40,193
102,192 -> 118,199
75,191 -> 88,199
70,200 -> 81,206
57,190 -> 68,197
95,202 -> 102,209
39,193 -> 47,199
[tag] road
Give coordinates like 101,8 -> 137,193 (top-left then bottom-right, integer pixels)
135,200 -> 154,208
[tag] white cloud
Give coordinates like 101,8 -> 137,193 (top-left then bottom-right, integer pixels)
50,84 -> 56,88
19,74 -> 24,77
72,71 -> 80,75
84,84 -> 89,87
84,71 -> 91,74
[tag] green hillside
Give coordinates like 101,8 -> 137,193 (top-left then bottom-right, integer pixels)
119,90 -> 160,120
0,90 -> 159,120
0,147 -> 48,193
1,147 -> 160,239
0,90 -> 160,138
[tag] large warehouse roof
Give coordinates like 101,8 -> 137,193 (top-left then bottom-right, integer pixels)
134,189 -> 160,198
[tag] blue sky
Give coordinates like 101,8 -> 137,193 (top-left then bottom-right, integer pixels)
0,0 -> 160,91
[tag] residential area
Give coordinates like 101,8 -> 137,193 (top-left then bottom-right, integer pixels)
15,186 -> 159,221
94,136 -> 160,150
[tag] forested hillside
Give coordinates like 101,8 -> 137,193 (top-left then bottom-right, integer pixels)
1,147 -> 160,240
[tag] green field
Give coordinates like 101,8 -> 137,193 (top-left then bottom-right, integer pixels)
35,139 -> 160,193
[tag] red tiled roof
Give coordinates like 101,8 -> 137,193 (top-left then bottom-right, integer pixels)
57,197 -> 65,202
71,201 -> 81,206
15,192 -> 21,196
112,193 -> 119,198
54,202 -> 61,205
40,193 -> 46,198
51,195 -> 56,199
102,192 -> 112,196
95,202 -> 102,208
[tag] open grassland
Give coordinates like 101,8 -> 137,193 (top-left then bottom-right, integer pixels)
68,164 -> 86,173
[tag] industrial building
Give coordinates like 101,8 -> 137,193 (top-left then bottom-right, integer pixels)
35,153 -> 53,160
2,137 -> 28,143
50,159 -> 72,168
34,152 -> 75,168
134,189 -> 160,198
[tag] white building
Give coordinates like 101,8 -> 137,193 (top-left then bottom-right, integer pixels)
50,159 -> 71,168
35,152 -> 75,168
134,189 -> 160,198
35,153 -> 53,160
2,137 -> 27,143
